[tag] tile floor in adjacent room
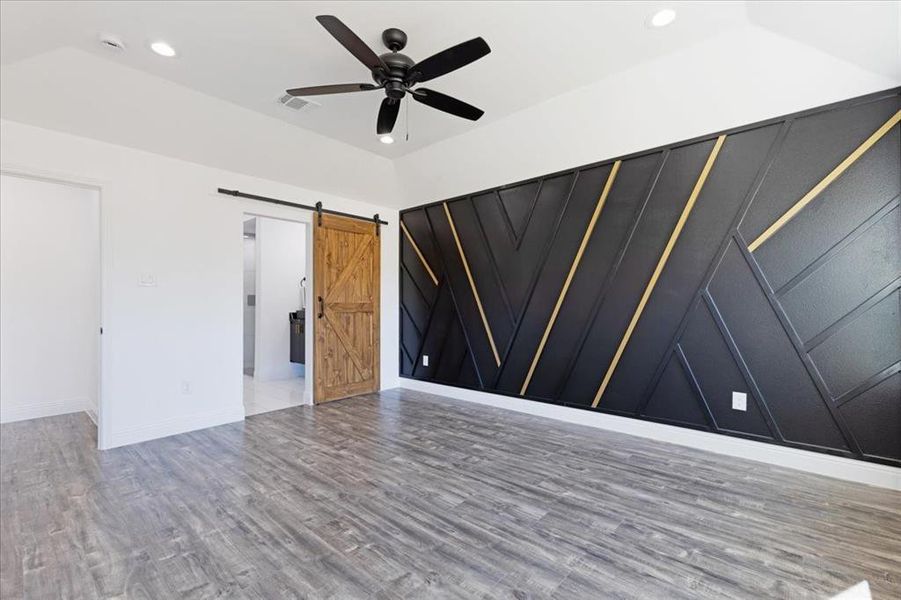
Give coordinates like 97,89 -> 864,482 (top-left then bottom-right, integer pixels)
1,388 -> 899,599
243,374 -> 306,416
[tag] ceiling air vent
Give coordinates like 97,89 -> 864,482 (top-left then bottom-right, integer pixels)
277,94 -> 319,112
98,33 -> 126,52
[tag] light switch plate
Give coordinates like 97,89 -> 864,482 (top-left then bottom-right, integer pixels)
732,391 -> 747,411
422,355 -> 429,367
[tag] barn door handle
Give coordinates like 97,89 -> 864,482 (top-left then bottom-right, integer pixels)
317,296 -> 324,319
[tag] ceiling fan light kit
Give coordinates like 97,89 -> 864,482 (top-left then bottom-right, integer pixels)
286,15 -> 490,140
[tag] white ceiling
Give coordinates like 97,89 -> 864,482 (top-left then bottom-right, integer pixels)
1,1 -> 755,157
0,1 -> 897,207
747,1 -> 901,79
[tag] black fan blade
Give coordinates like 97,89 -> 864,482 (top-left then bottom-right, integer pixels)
408,37 -> 490,84
316,15 -> 386,71
286,83 -> 378,97
412,88 -> 484,121
377,98 -> 400,134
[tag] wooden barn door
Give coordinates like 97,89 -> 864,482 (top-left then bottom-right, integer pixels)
313,214 -> 380,403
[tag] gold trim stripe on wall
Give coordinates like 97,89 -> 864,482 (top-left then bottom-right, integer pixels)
443,202 -> 502,366
748,109 -> 901,252
400,221 -> 439,285
591,135 -> 727,408
520,161 -> 622,395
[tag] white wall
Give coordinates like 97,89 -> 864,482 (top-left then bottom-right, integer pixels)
394,26 -> 899,206
0,118 -> 399,449
254,217 -> 305,382
0,174 -> 100,423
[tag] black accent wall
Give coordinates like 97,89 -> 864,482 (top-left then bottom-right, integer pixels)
399,89 -> 901,466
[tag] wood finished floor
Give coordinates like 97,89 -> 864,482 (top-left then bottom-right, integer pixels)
1,388 -> 899,599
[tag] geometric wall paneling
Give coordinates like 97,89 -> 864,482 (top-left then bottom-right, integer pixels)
642,352 -> 712,429
525,152 -> 666,401
401,301 -> 422,367
434,319 -> 477,386
401,278 -> 442,374
407,281 -> 453,379
590,135 -> 728,410
707,245 -> 853,452
628,122 -> 794,437
400,217 -> 440,374
482,172 -> 577,341
559,141 -> 721,410
675,300 -> 776,440
401,209 -> 443,285
401,221 -> 439,287
452,351 -> 481,389
520,161 -> 621,396
442,201 -> 508,365
493,164 -> 614,396
598,124 -> 784,413
777,203 -> 900,344
472,177 -> 570,320
739,95 -> 901,250
400,88 -> 901,466
439,298 -> 476,386
425,287 -> 474,385
808,289 -> 900,402
423,202 -> 499,382
401,266 -> 432,333
751,122 -> 900,291
497,181 -> 541,244
770,196 -> 900,338
425,173 -> 578,383
401,346 -> 414,375
839,372 -> 901,462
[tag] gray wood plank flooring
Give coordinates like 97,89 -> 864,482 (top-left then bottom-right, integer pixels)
1,388 -> 899,599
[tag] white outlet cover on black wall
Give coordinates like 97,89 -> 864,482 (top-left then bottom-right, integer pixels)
732,391 -> 747,411
422,355 -> 429,367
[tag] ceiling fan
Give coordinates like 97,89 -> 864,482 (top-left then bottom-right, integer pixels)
286,16 -> 491,137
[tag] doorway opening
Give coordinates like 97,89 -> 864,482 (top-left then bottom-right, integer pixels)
0,173 -> 102,439
242,215 -> 308,416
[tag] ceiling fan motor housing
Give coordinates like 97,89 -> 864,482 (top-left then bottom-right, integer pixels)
375,29 -> 414,100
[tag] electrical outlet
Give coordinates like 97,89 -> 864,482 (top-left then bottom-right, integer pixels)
422,355 -> 429,367
732,391 -> 747,411
181,381 -> 192,395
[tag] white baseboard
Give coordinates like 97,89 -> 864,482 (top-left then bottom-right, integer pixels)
0,396 -> 90,424
102,407 -> 245,450
399,379 -> 901,491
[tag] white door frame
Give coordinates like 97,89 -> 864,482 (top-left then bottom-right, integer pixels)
238,207 -> 314,406
0,164 -> 109,448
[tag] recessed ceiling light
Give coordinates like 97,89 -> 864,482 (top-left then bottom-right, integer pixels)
379,135 -> 395,144
648,9 -> 677,28
150,41 -> 177,58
